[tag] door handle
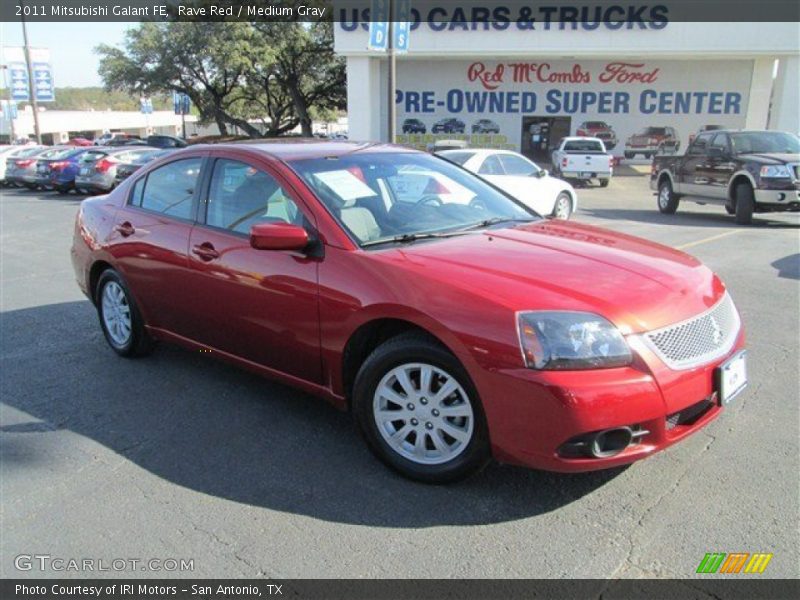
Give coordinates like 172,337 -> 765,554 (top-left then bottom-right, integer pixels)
192,242 -> 220,261
115,222 -> 135,237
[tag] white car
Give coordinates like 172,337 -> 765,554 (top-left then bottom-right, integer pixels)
438,149 -> 577,219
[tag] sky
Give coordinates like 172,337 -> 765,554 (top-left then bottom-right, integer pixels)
1,22 -> 133,87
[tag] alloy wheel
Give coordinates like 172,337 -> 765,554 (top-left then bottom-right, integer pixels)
101,281 -> 132,346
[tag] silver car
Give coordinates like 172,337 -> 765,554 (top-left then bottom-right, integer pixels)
75,147 -> 157,194
5,146 -> 62,189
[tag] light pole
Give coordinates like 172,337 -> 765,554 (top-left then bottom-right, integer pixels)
20,0 -> 42,143
387,0 -> 396,143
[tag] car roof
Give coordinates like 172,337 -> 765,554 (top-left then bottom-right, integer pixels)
193,139 -> 420,161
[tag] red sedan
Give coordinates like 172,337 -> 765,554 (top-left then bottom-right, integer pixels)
71,141 -> 747,483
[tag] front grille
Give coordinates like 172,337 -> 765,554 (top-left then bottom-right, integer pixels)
643,293 -> 740,370
666,397 -> 715,430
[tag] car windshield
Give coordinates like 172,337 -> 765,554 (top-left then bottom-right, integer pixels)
564,140 -> 605,152
438,151 -> 475,165
290,152 -> 537,247
730,132 -> 800,154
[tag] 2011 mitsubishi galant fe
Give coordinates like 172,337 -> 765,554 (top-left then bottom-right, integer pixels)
71,141 -> 747,483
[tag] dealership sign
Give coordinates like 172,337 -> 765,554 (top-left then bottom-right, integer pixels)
393,59 -> 751,154
2,47 -> 55,103
340,3 -> 669,31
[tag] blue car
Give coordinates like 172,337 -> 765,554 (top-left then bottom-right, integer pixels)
34,147 -> 92,194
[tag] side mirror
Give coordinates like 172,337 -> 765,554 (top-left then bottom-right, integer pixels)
250,222 -> 309,251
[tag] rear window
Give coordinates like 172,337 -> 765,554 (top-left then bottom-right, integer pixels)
584,122 -> 606,128
48,147 -> 83,160
563,140 -> 605,153
81,151 -> 108,162
642,127 -> 667,135
440,151 -> 475,166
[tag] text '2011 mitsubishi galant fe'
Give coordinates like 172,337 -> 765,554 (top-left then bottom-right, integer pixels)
71,141 -> 747,483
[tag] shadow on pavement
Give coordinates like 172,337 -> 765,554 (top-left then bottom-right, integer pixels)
771,254 -> 800,280
581,207 -> 800,229
1,301 -> 624,528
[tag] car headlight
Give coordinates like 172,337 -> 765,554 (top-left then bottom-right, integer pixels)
759,165 -> 793,178
517,311 -> 632,370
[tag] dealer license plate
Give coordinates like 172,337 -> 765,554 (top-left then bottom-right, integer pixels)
716,350 -> 747,406
579,172 -> 592,178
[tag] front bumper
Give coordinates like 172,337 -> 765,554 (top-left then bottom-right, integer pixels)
755,187 -> 800,209
478,331 -> 745,472
75,175 -> 113,192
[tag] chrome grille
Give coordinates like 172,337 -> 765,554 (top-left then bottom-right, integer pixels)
643,293 -> 740,370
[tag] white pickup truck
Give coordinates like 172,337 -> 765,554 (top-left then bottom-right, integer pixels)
551,137 -> 613,187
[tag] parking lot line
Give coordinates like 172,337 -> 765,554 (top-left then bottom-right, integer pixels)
675,230 -> 741,251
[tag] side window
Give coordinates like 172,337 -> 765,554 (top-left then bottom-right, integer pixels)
710,134 -> 729,151
499,154 -> 536,176
478,155 -> 505,175
689,134 -> 712,155
133,158 -> 202,220
205,159 -> 300,234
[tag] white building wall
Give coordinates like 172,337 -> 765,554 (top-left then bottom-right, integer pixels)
771,56 -> 800,133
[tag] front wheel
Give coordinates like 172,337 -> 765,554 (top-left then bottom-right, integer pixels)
734,183 -> 755,224
353,334 -> 490,483
552,192 -> 573,219
658,179 -> 680,214
96,269 -> 153,357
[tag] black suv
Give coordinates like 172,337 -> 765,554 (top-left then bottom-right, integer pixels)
651,130 -> 799,224
402,119 -> 426,134
432,118 -> 466,134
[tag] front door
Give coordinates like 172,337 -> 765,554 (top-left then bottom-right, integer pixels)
184,156 -> 322,384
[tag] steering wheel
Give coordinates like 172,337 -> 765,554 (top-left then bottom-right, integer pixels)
416,195 -> 443,207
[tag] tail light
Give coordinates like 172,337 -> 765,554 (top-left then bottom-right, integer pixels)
95,157 -> 118,173
50,161 -> 69,171
609,156 -> 614,168
15,159 -> 34,168
562,158 -> 568,167
577,129 -> 586,136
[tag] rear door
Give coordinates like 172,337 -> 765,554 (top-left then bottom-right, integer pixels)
702,133 -> 735,200
677,133 -> 713,195
183,154 -> 322,383
109,154 -> 206,334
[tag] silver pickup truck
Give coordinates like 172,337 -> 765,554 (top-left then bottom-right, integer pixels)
551,137 -> 613,187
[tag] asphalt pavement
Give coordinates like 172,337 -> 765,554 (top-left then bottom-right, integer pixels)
1,177 -> 798,581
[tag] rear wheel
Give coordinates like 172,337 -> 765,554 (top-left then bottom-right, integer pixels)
624,152 -> 634,159
353,334 -> 490,483
552,192 -> 573,219
96,269 -> 153,357
734,183 -> 754,224
599,179 -> 610,188
657,179 -> 680,214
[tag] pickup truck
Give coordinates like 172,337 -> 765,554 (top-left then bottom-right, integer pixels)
551,137 -> 613,187
651,129 -> 800,224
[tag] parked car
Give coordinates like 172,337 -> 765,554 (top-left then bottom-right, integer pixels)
402,119 -> 427,134
688,125 -> 725,146
651,129 -> 800,224
6,146 -> 66,189
551,137 -> 613,187
34,147 -> 92,193
439,149 -> 577,219
432,118 -> 466,134
576,121 -> 618,150
624,126 -> 680,158
68,137 -> 94,147
72,141 -> 747,483
145,135 -> 187,149
74,147 -> 157,194
114,149 -> 175,184
106,137 -> 148,147
329,131 -> 348,140
0,145 -> 43,185
94,132 -> 132,146
471,119 -> 500,134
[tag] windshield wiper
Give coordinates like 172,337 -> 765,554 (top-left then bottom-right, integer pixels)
459,216 -> 538,231
361,230 -> 476,248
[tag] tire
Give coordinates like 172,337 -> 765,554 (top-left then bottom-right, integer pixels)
725,203 -> 736,215
352,333 -> 491,483
624,152 -> 634,159
24,183 -> 37,190
552,192 -> 573,219
734,183 -> 754,224
657,179 -> 680,214
599,179 -> 610,188
57,186 -> 70,195
96,269 -> 153,357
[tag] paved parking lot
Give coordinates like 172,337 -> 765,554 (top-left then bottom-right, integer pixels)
1,176 -> 798,581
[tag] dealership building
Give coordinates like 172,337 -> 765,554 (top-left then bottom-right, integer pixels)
334,15 -> 799,163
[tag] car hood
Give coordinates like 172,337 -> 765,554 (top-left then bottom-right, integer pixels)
373,220 -> 725,334
736,153 -> 800,165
